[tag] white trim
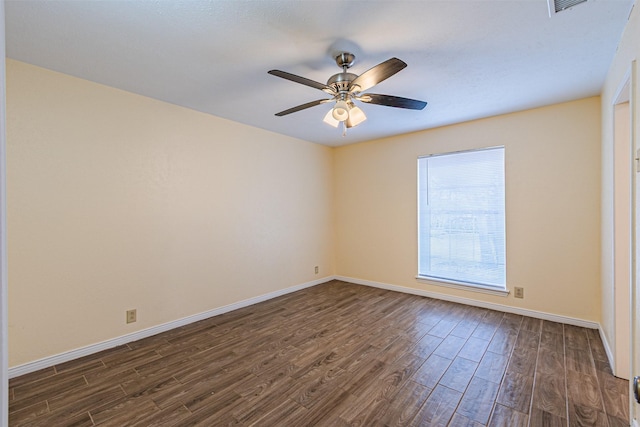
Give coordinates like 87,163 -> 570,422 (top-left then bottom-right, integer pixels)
0,1 -> 8,424
630,58 -> 638,424
336,275 -> 600,329
415,276 -> 509,297
611,62 -> 634,380
8,276 -> 333,379
417,145 -> 504,160
613,66 -> 632,106
599,324 -> 617,374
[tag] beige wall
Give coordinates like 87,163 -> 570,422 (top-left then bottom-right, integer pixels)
6,57 -> 606,369
6,60 -> 335,367
601,2 -> 639,377
334,97 -> 602,322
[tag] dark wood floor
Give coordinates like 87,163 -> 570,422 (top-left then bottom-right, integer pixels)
9,280 -> 630,426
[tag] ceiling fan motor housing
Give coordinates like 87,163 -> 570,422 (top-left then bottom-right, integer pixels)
329,52 -> 358,95
327,72 -> 357,94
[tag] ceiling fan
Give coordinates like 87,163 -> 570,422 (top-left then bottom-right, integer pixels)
268,52 -> 427,133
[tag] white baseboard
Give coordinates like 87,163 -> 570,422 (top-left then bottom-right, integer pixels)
8,276 -> 334,379
335,275 -> 600,330
598,325 -> 616,374
10,274 -> 605,379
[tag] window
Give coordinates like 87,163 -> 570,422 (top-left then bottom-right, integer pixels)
417,147 -> 505,289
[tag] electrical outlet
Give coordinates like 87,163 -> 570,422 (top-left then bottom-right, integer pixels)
314,266 -> 319,274
126,309 -> 137,324
514,287 -> 524,299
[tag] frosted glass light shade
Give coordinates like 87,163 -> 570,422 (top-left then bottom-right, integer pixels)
323,109 -> 339,127
348,106 -> 366,127
332,100 -> 349,121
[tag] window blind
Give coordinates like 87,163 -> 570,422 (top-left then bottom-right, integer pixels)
418,147 -> 506,288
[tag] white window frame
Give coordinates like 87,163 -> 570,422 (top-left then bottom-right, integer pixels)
416,147 -> 508,296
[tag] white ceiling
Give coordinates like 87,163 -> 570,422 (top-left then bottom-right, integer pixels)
5,0 -> 633,147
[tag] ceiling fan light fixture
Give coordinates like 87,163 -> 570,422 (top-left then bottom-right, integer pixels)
269,52 -> 427,134
332,100 -> 350,121
323,109 -> 340,127
348,105 -> 366,127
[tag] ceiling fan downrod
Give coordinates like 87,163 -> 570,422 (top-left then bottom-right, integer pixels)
327,52 -> 358,95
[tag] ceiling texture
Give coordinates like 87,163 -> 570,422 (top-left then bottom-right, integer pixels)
5,0 -> 634,146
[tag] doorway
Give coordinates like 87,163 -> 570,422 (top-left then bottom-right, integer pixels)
620,60 -> 638,426
614,92 -> 631,381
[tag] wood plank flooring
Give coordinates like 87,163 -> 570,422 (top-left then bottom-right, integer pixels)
8,280 -> 630,426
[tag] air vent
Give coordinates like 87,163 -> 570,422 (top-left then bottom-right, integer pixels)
548,0 -> 587,14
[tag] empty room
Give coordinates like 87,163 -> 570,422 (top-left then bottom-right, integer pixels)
1,0 -> 640,425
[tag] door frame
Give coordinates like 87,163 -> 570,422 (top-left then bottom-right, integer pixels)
613,67 -> 632,382
1,1 -> 8,425
622,59 -> 638,426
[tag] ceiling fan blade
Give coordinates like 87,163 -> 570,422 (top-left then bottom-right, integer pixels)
268,70 -> 335,94
358,93 -> 427,110
348,58 -> 407,93
274,99 -> 330,116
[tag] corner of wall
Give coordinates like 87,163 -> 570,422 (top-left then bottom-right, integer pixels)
599,323 -> 617,374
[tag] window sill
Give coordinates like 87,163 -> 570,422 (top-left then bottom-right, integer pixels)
415,275 -> 510,297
